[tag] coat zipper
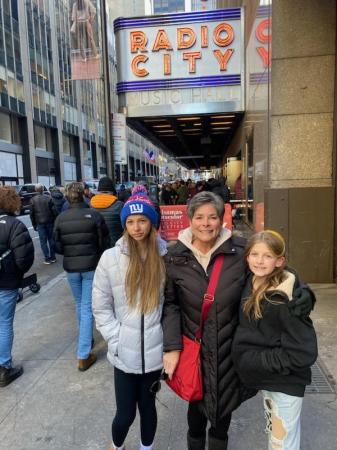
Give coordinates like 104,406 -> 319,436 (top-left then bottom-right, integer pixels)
141,314 -> 145,374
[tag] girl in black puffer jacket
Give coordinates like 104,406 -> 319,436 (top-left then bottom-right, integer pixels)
232,231 -> 317,450
0,187 -> 34,388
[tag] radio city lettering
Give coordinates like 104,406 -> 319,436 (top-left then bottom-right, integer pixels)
129,24 -> 235,78
255,18 -> 271,68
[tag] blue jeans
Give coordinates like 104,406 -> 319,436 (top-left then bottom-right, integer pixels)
0,289 -> 19,368
262,390 -> 303,450
67,271 -> 95,359
37,223 -> 55,261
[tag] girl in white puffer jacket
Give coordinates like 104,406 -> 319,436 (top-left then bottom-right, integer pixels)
92,192 -> 166,450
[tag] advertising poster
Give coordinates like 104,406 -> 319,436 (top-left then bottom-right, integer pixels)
112,113 -> 127,165
70,0 -> 101,80
159,205 -> 189,241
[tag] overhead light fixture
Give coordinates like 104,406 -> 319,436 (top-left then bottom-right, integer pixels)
143,118 -> 166,122
177,117 -> 200,121
156,130 -> 175,133
194,122 -> 202,126
210,115 -> 236,119
175,156 -> 204,159
211,127 -> 231,130
152,124 -> 171,128
211,122 -> 233,125
183,128 -> 202,131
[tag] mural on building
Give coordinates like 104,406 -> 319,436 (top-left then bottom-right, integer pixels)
70,0 -> 101,79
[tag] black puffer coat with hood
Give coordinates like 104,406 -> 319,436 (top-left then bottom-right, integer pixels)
162,227 -> 251,426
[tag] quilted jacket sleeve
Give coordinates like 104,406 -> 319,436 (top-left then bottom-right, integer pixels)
162,259 -> 183,352
10,219 -> 34,274
92,249 -> 120,351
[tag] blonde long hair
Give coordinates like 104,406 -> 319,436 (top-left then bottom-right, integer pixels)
124,227 -> 165,315
243,230 -> 286,320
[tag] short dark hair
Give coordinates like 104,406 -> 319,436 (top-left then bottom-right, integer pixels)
187,191 -> 224,220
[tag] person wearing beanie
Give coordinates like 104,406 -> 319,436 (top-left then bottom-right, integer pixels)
92,192 -> 167,450
120,194 -> 158,229
131,184 -> 161,230
90,177 -> 124,247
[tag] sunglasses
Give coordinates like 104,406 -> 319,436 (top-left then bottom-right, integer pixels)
150,371 -> 169,394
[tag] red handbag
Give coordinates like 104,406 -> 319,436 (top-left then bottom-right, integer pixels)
166,254 -> 225,401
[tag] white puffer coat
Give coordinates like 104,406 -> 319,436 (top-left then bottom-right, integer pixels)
92,236 -> 167,374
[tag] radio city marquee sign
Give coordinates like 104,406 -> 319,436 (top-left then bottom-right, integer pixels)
114,8 -> 244,116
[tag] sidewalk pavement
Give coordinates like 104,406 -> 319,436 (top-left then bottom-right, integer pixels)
0,274 -> 336,450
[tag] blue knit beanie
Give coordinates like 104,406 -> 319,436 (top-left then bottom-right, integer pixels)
120,194 -> 158,228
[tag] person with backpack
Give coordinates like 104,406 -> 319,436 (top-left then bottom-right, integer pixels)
0,187 -> 34,387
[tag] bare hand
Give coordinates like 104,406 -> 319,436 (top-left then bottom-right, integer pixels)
163,351 -> 181,380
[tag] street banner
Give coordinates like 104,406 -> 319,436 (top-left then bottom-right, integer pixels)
112,113 -> 127,165
223,203 -> 232,230
70,0 -> 101,80
160,203 -> 232,240
159,205 -> 189,241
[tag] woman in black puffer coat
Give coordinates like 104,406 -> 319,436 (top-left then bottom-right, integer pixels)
53,182 -> 109,372
0,187 -> 34,388
162,192 -> 313,450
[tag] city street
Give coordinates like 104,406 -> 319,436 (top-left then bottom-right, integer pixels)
0,222 -> 336,449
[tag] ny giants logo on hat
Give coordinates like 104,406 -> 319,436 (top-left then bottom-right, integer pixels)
129,204 -> 143,214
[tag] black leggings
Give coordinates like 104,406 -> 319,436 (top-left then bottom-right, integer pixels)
188,401 -> 232,440
112,367 -> 161,447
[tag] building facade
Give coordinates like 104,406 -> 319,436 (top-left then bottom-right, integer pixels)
0,0 -> 164,187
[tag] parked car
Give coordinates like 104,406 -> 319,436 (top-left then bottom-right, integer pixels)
15,184 -> 49,215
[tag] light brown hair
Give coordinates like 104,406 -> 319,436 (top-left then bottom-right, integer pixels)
0,187 -> 21,214
243,230 -> 286,320
124,227 -> 165,315
65,182 -> 84,204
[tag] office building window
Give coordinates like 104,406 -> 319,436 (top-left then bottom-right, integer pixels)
154,0 -> 185,13
0,112 -> 21,144
34,124 -> 53,152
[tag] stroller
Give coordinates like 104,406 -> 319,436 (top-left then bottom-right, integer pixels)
17,273 -> 40,303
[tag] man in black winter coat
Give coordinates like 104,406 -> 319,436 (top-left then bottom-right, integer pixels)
89,177 -> 124,247
30,184 -> 58,264
53,182 -> 109,372
0,187 -> 34,387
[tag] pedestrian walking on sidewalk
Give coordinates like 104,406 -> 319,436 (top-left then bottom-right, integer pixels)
54,182 -> 109,372
232,230 -> 318,450
90,177 -> 124,248
0,187 -> 34,387
30,184 -> 58,264
92,192 -> 166,450
162,192 -> 315,450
